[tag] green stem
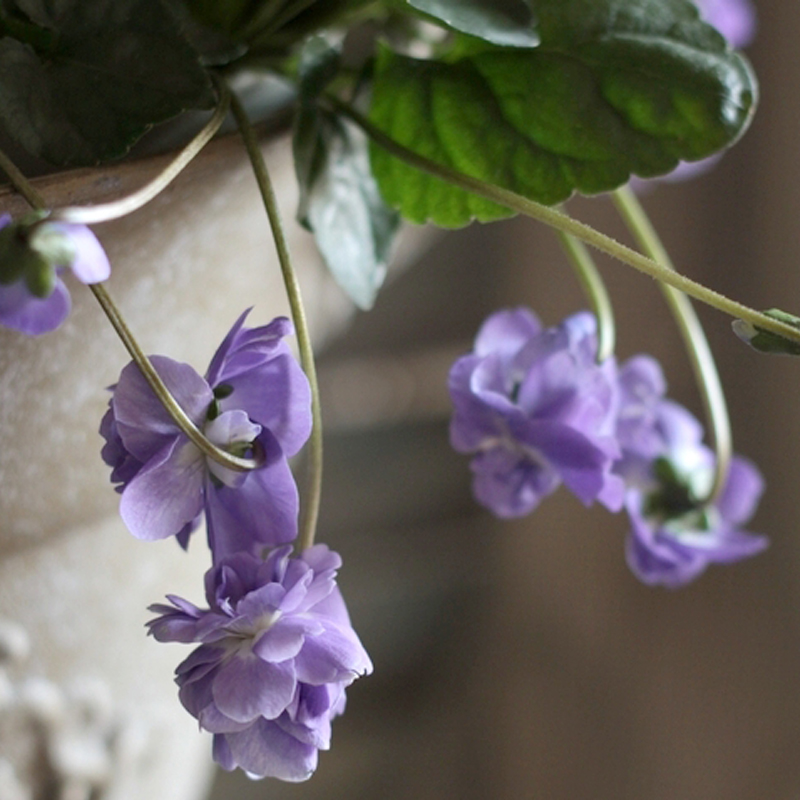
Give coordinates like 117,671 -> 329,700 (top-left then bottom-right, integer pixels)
0,118 -> 256,475
50,86 -> 230,225
329,96 -> 800,348
612,185 -> 731,503
91,284 -> 261,473
228,84 -> 323,552
0,148 -> 48,209
555,223 -> 615,363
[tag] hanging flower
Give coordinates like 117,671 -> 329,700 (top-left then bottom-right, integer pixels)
100,310 -> 311,559
0,213 -> 110,335
449,308 -> 624,517
615,355 -> 767,587
147,545 -> 372,781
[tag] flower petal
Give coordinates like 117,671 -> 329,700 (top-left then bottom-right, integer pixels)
224,717 -> 318,781
54,223 -> 111,283
119,437 -> 204,540
113,356 -> 213,461
205,430 -> 299,561
0,277 -> 70,335
212,655 -> 296,722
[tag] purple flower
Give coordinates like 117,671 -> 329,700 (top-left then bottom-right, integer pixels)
697,0 -> 756,49
147,545 -> 372,781
449,308 -> 625,517
100,310 -> 311,560
615,355 -> 767,587
0,214 -> 110,335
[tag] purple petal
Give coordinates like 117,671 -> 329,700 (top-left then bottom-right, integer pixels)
212,655 -> 296,722
205,430 -> 299,562
224,717 -> 318,781
213,735 -> 236,771
206,311 -> 290,386
218,348 -> 311,458
697,0 -> 756,48
521,421 -> 612,505
0,277 -> 70,335
253,617 -> 320,663
474,307 -> 541,358
294,622 -> 373,685
470,446 -> 560,518
716,456 -> 764,526
52,223 -> 110,283
113,356 -> 213,461
119,437 -> 204,540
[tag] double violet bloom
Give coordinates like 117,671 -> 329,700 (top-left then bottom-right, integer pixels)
449,308 -> 767,588
101,310 -> 371,780
0,213 -> 110,335
148,546 -> 372,781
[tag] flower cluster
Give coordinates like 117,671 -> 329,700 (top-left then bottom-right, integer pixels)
0,213 -> 110,334
147,546 -> 372,781
449,308 -> 767,587
101,310 -> 371,780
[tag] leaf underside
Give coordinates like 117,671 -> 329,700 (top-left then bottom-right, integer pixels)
0,0 -> 214,166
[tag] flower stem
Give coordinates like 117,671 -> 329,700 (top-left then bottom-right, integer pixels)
91,284 -> 261,473
0,130 -> 256,474
328,95 -> 800,347
555,223 -> 615,362
49,86 -> 231,226
0,148 -> 47,209
228,84 -> 323,552
611,185 -> 731,503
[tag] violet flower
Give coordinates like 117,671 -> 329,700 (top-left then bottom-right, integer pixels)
449,308 -> 624,518
147,545 -> 372,781
615,355 -> 767,587
100,310 -> 311,560
0,214 -> 110,335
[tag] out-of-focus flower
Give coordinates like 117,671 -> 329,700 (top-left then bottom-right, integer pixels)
147,545 -> 372,781
696,0 -> 756,49
0,214 -> 110,335
615,355 -> 767,587
449,308 -> 624,517
100,310 -> 311,560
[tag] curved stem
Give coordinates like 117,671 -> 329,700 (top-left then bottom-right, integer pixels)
228,85 -> 323,552
50,85 -> 230,226
612,185 -> 731,503
0,130 -> 255,474
91,284 -> 261,473
329,96 -> 800,347
555,224 -> 616,362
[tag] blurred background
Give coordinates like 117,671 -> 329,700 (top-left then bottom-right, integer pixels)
210,2 -> 800,798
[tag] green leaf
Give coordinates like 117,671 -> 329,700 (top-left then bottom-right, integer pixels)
405,0 -> 539,48
369,0 -> 757,227
295,105 -> 399,310
294,36 -> 399,310
0,0 -> 215,166
732,310 -> 800,357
